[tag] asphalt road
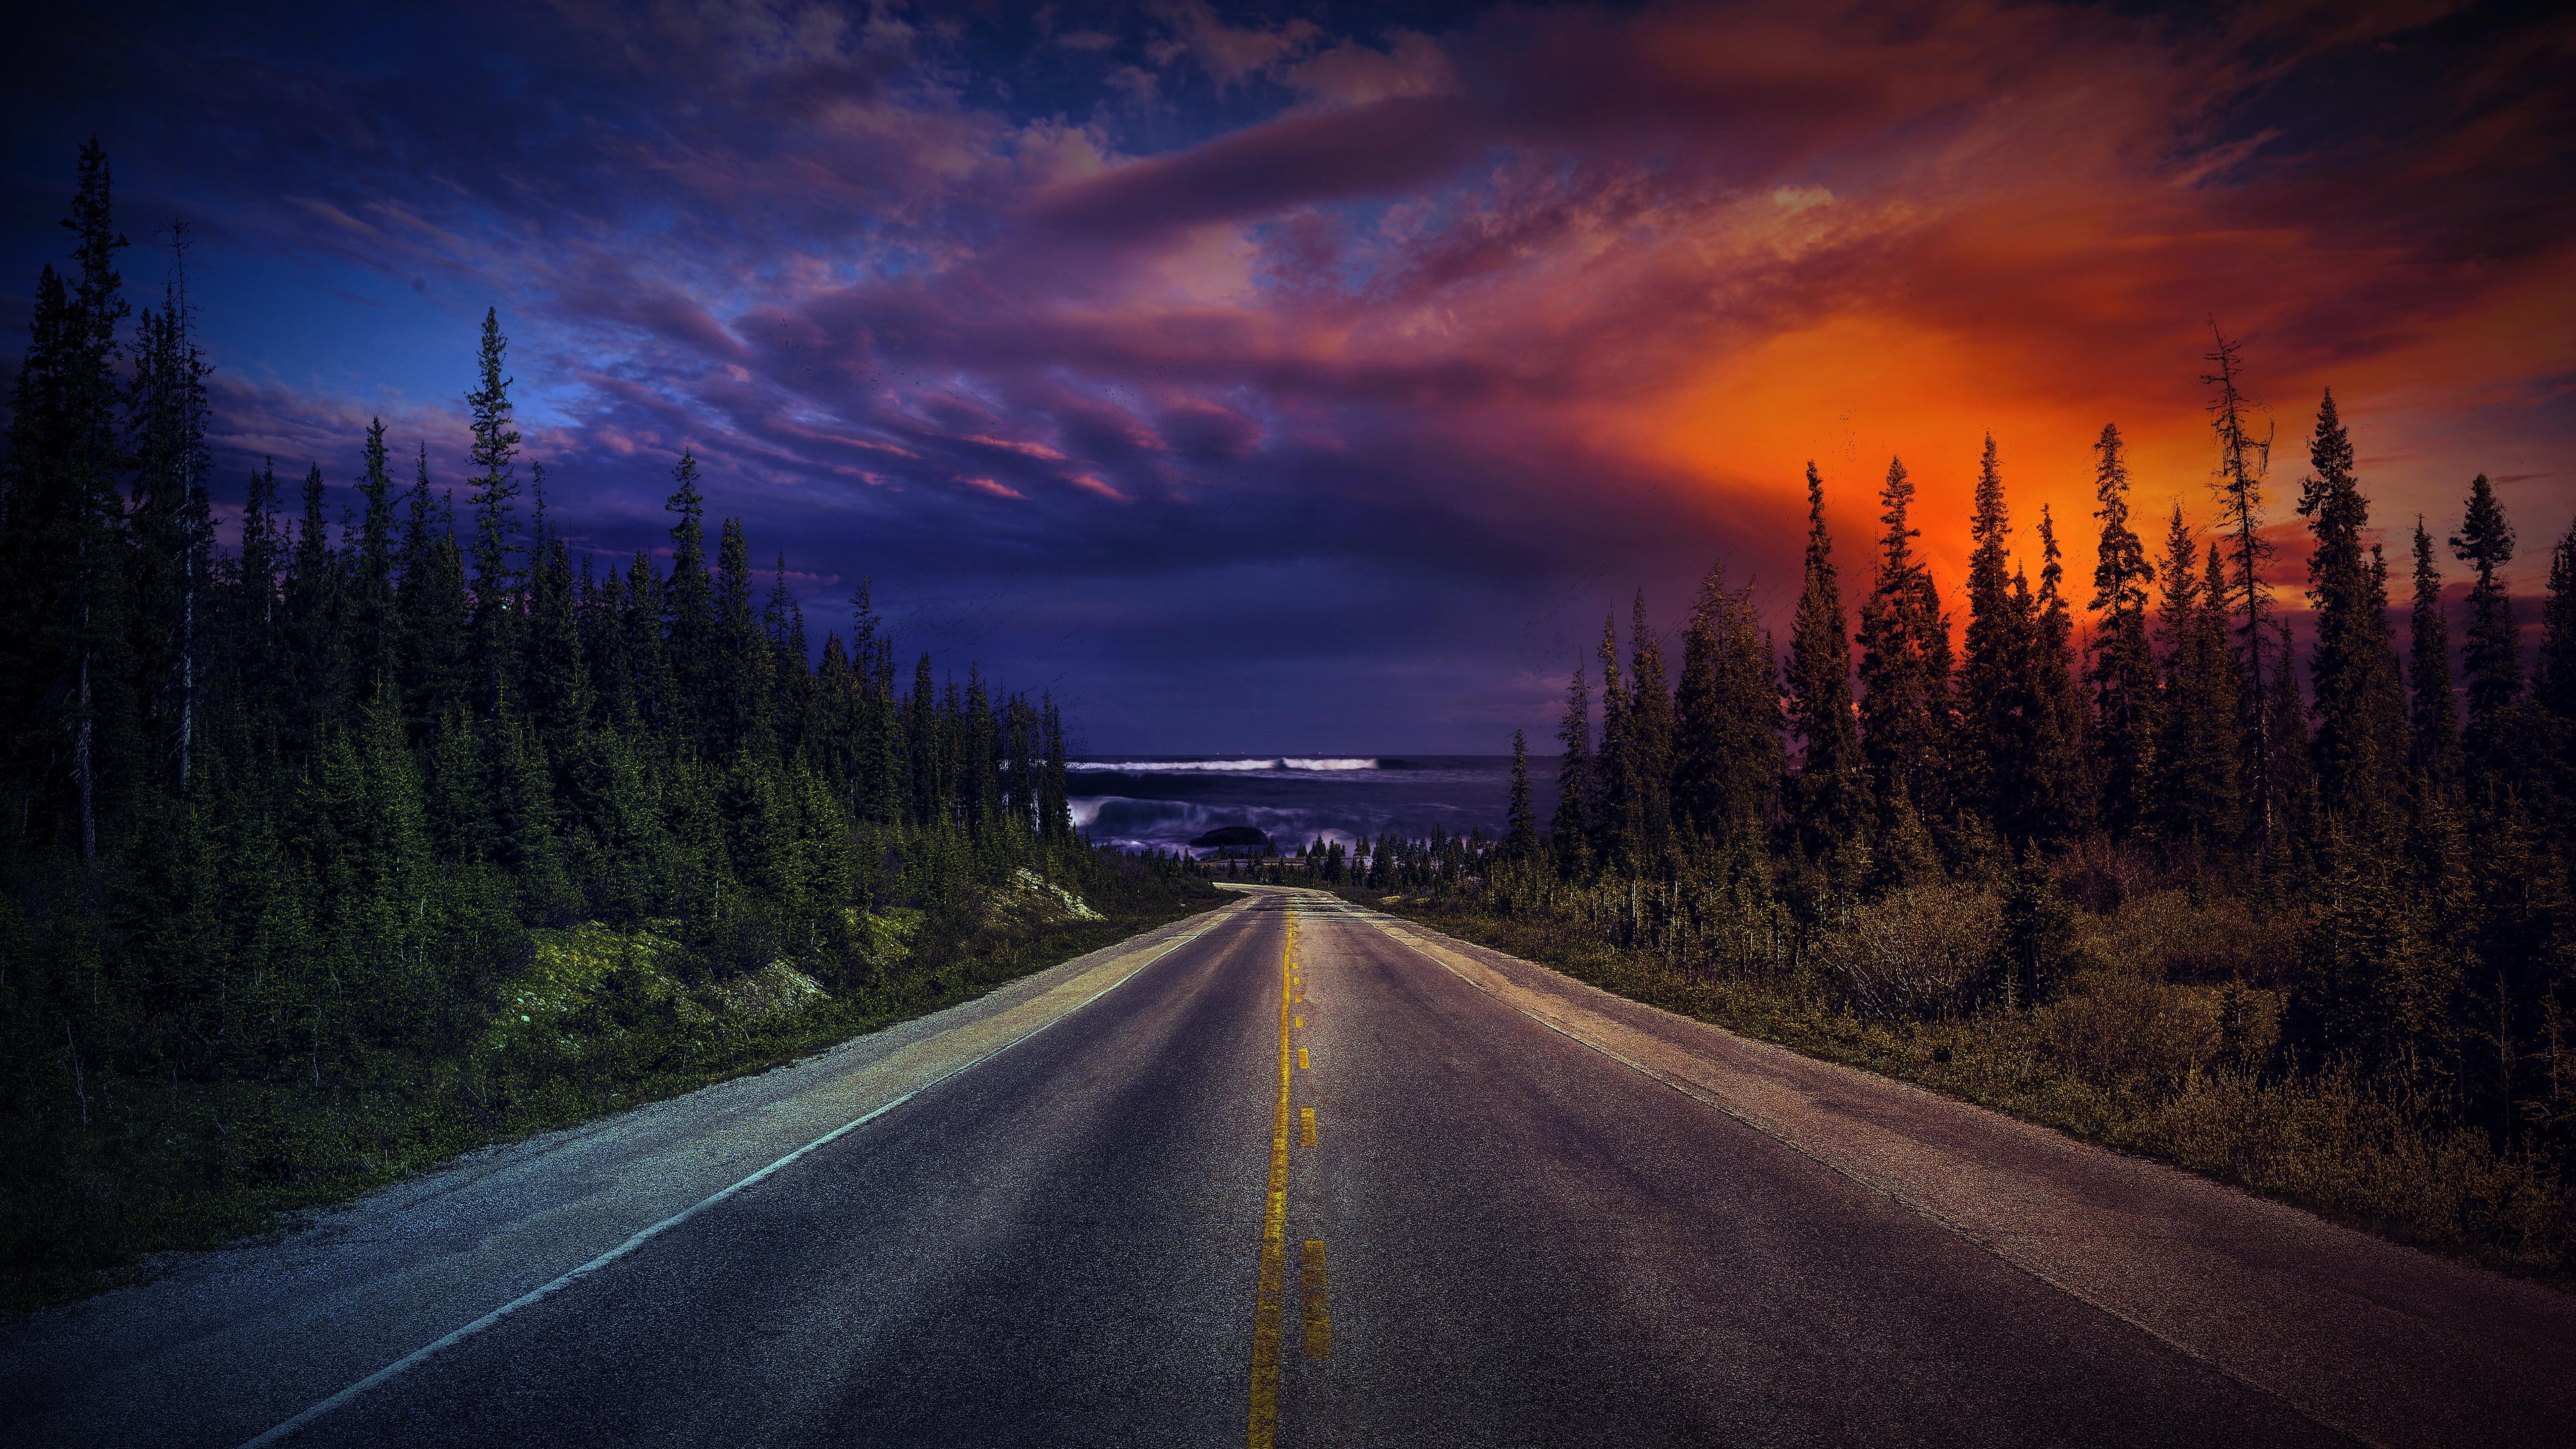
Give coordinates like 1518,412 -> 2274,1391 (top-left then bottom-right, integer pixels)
9,887 -> 2571,1447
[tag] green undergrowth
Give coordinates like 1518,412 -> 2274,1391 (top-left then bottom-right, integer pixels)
1371,892 -> 2575,1283
3,871 -> 1219,1313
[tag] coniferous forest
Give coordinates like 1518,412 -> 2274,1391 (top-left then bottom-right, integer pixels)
0,148 -> 1216,1304
1298,345 -> 2576,1272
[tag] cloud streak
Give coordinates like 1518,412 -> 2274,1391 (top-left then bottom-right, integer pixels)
4,0 -> 2571,749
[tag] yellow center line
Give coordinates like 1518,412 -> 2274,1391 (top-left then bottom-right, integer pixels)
1248,910 -> 1295,1448
1297,1047 -> 1309,1070
1299,1107 -> 1318,1147
1301,1240 -> 1332,1359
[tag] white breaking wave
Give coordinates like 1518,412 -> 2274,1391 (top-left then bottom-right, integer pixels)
1067,757 -> 1379,773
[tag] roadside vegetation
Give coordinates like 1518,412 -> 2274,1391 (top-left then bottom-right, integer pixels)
1254,342 -> 2576,1277
0,148 -> 1218,1309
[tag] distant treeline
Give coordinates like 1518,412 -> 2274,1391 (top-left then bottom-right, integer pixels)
0,146 -> 1211,1296
1328,331 -> 2576,1175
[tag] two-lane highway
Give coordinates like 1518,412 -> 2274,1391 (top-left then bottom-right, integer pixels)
8,886 -> 2571,1447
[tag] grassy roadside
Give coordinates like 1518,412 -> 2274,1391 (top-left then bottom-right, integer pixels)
1364,890 -> 2574,1283
3,875 -> 1223,1313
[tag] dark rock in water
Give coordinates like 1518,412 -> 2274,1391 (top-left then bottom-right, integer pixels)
1189,825 -> 1270,848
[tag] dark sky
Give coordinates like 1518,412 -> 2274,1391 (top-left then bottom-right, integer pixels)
5,1 -> 2571,751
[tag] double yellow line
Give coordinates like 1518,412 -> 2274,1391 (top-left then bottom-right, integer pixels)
1249,907 -> 1328,1448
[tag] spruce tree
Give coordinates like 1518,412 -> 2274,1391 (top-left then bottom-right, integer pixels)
395,447 -> 469,741
520,466 -> 589,752
2296,388 -> 2407,824
2202,323 -> 2278,857
1959,433 -> 2023,828
717,517 -> 775,758
2409,517 -> 2463,790
2536,513 -> 2576,720
2450,474 -> 2522,732
2025,505 -> 2088,843
464,309 -> 521,715
1856,455 -> 1953,846
662,453 -> 716,749
2084,424 -> 2157,841
1592,614 -> 1632,869
1786,461 -> 1866,864
352,420 -> 398,692
2149,511 -> 2240,851
1625,591 -> 1676,867
124,225 -> 215,798
1552,663 -> 1594,877
1674,561 -> 1782,849
1505,729 -> 1538,860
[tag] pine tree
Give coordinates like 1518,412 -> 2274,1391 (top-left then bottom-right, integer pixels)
1505,729 -> 1537,860
395,447 -> 469,741
1625,591 -> 1676,867
464,309 -> 521,716
2409,517 -> 2463,790
2297,389 -> 2407,825
717,517 -> 775,758
2267,616 -> 2317,858
282,462 -> 347,764
519,465 -> 589,752
2024,505 -> 2088,843
1592,613 -> 1635,869
1674,560 -> 1782,849
2536,513 -> 2576,720
352,419 -> 398,692
2202,323 -> 2278,858
1552,663 -> 1594,877
1960,433 -> 2024,828
662,453 -> 716,749
2450,474 -> 2522,733
1785,462 -> 1867,865
1856,455 -> 1953,847
124,224 -> 214,798
2150,511 -> 2240,851
2084,424 -> 2157,841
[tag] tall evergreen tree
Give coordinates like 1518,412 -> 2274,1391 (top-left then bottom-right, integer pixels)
2409,517 -> 2463,790
395,447 -> 468,740
1785,462 -> 1866,864
1552,663 -> 1594,877
1625,591 -> 1676,868
2296,388 -> 2407,824
2538,513 -> 2576,720
1505,729 -> 1538,860
352,419 -> 398,692
2084,424 -> 2156,839
1959,433 -> 2025,827
1592,614 -> 1633,869
1856,455 -> 1953,850
2150,511 -> 2240,851
662,453 -> 716,749
2450,474 -> 2522,733
2202,323 -> 2278,858
2023,505 -> 2088,844
1674,561 -> 1782,850
464,309 -> 521,714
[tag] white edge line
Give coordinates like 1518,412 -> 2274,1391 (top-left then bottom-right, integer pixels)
237,909 -> 1236,1449
1368,915 -> 2383,1449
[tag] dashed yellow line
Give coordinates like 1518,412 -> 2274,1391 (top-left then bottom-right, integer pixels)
1300,1240 -> 1332,1359
1248,913 -> 1295,1448
1299,1107 -> 1318,1147
1297,1048 -> 1309,1071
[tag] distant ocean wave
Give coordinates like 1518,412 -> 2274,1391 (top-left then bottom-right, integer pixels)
1065,753 -> 1537,857
1067,757 -> 1381,774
